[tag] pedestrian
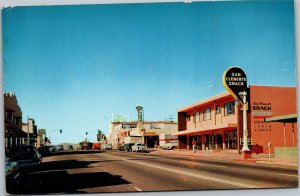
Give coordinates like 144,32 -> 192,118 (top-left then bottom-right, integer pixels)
192,138 -> 196,153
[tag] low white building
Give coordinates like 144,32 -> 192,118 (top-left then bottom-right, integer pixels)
109,121 -> 178,148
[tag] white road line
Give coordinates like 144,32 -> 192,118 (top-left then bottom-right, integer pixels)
124,159 -> 259,189
134,187 -> 143,191
278,173 -> 298,177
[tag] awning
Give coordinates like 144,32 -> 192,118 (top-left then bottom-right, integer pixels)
173,123 -> 237,136
265,113 -> 297,123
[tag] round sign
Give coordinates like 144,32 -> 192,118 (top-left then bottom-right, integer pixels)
222,67 -> 248,103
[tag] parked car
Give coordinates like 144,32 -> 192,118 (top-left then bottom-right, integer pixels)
37,146 -> 51,157
123,143 -> 135,152
131,143 -> 147,152
8,145 -> 42,168
160,141 -> 178,150
102,144 -> 113,150
115,144 -> 125,151
57,145 -> 64,151
68,145 -> 73,150
5,156 -> 20,193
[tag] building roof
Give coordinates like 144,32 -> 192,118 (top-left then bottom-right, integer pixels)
173,123 -> 237,136
265,113 -> 297,123
111,121 -> 177,124
4,92 -> 22,117
177,91 -> 233,113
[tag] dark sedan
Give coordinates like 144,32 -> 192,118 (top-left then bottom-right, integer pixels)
8,145 -> 42,168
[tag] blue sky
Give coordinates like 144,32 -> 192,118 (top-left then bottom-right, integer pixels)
2,1 -> 296,144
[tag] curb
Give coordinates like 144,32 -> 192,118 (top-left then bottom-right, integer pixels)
233,159 -> 257,163
152,151 -> 208,159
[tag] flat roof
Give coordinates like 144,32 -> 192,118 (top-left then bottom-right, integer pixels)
178,91 -> 232,112
265,113 -> 297,123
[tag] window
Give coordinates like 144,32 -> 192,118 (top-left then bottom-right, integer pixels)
186,114 -> 191,121
203,108 -> 211,120
216,106 -> 221,114
224,101 -> 235,115
195,112 -> 200,122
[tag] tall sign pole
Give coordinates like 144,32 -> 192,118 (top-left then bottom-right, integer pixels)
222,67 -> 250,152
27,117 -> 30,145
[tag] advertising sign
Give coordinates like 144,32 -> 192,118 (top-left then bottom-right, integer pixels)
222,67 -> 248,103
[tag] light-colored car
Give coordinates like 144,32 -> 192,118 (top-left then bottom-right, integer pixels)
103,144 -> 112,150
160,141 -> 178,150
131,143 -> 147,152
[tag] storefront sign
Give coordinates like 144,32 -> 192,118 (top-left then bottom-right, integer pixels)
252,101 -> 273,132
252,102 -> 273,118
143,132 -> 157,135
222,67 -> 247,103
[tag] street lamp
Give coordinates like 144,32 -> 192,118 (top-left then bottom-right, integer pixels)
239,91 -> 250,151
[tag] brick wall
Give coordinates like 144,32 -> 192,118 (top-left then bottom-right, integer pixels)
250,86 -> 297,154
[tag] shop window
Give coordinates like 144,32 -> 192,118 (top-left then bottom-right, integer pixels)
224,101 -> 235,116
216,106 -> 221,114
203,108 -> 211,120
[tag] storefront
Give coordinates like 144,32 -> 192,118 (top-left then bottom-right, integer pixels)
176,85 -> 297,154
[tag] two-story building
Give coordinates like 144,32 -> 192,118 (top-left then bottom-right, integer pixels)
175,85 -> 297,156
4,93 -> 27,151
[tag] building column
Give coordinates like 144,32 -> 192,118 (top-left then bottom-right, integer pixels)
222,131 -> 226,150
209,134 -> 211,150
202,134 -> 205,151
215,134 -> 218,150
10,138 -> 13,148
187,135 -> 189,150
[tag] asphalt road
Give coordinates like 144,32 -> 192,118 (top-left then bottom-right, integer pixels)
9,150 -> 298,194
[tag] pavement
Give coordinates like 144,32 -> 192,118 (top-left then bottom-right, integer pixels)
149,149 -> 299,167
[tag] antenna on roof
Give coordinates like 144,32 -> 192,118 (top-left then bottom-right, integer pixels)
168,115 -> 174,122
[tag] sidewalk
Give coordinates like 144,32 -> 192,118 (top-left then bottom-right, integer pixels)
149,149 -> 299,167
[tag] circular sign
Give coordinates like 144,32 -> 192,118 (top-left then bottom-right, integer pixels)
222,67 -> 247,103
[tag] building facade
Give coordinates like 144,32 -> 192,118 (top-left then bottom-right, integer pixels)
22,118 -> 38,147
37,129 -> 47,148
176,85 -> 297,155
4,93 -> 26,151
109,121 -> 178,149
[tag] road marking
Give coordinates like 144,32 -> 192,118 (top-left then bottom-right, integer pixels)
134,187 -> 143,191
278,173 -> 298,177
124,159 -> 259,189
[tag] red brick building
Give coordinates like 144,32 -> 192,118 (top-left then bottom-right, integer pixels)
175,85 -> 297,155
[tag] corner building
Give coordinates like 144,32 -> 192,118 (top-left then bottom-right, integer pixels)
175,85 -> 297,155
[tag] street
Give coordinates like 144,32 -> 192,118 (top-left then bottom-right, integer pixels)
10,150 -> 298,194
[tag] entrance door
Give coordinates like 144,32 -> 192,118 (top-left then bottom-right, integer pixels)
145,136 -> 159,148
196,136 -> 202,150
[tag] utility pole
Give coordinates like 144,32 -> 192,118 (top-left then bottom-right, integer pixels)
27,117 -> 30,145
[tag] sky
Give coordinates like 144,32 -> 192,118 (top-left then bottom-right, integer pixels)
2,0 -> 297,144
